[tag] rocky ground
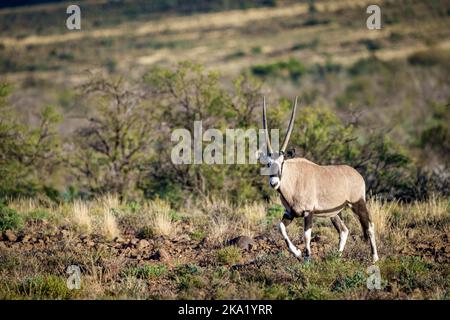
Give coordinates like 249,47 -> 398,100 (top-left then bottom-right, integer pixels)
0,215 -> 448,299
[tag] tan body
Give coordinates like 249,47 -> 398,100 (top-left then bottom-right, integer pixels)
261,97 -> 379,262
279,158 -> 365,218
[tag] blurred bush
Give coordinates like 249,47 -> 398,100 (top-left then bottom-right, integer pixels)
1,61 -> 447,204
408,48 -> 450,70
0,83 -> 61,200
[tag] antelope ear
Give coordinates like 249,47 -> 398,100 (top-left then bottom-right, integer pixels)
286,148 -> 296,158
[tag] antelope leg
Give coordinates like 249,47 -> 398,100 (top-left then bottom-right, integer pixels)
304,212 -> 313,258
278,212 -> 301,258
330,214 -> 349,252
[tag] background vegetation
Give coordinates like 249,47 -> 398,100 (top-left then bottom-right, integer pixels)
0,0 -> 448,300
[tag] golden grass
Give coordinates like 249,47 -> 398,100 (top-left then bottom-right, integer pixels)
7,197 -> 38,214
97,194 -> 120,213
410,195 -> 448,225
101,208 -> 120,240
208,214 -> 230,245
71,200 -> 93,233
367,198 -> 399,238
201,196 -> 234,216
143,199 -> 176,238
238,202 -> 266,225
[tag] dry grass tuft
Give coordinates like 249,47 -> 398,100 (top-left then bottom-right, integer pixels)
101,208 -> 120,240
367,198 -> 399,238
238,202 -> 266,225
98,194 -> 121,212
7,197 -> 38,214
410,195 -> 448,225
201,196 -> 234,216
71,200 -> 93,233
208,214 -> 230,245
143,199 -> 176,238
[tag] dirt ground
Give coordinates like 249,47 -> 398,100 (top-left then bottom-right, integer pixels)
1,212 -> 448,299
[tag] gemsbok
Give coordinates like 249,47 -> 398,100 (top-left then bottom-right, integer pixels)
262,97 -> 379,262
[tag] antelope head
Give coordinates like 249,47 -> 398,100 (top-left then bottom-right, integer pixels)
262,96 -> 298,190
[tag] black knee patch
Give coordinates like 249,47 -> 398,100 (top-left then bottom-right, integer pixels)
283,211 -> 294,220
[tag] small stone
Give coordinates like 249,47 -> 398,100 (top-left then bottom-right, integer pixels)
22,235 -> 31,243
130,238 -> 139,245
87,241 -> 95,247
228,236 -> 255,251
151,248 -> 170,262
4,230 -> 17,242
114,236 -> 125,243
137,239 -> 150,250
60,230 -> 70,239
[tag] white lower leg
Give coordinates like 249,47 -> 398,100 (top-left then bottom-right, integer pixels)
278,221 -> 301,258
368,222 -> 379,262
338,227 -> 349,252
304,228 -> 312,256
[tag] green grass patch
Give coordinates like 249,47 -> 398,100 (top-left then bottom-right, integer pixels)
217,246 -> 242,265
26,210 -> 50,222
10,275 -> 78,299
251,58 -> 306,81
0,204 -> 23,233
190,230 -> 206,241
123,264 -> 168,279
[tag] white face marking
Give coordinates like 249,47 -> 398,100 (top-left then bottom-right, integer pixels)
267,154 -> 284,189
269,177 -> 280,189
279,221 -> 301,258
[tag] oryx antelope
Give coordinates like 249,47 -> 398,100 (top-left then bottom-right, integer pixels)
262,97 -> 379,262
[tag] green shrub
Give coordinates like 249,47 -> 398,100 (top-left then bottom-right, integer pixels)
217,246 -> 242,265
123,264 -> 168,279
138,226 -> 155,239
331,271 -> 366,293
190,230 -> 206,241
17,275 -> 78,299
171,264 -> 205,292
251,46 -> 262,54
348,57 -> 396,76
267,204 -> 284,224
295,284 -> 333,300
408,49 -> 450,70
27,210 -> 49,222
309,60 -> 342,79
381,256 -> 438,292
251,58 -> 306,81
0,205 -> 23,232
358,38 -> 383,51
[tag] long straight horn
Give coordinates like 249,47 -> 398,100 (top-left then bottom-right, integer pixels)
280,96 -> 298,153
263,96 -> 274,155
